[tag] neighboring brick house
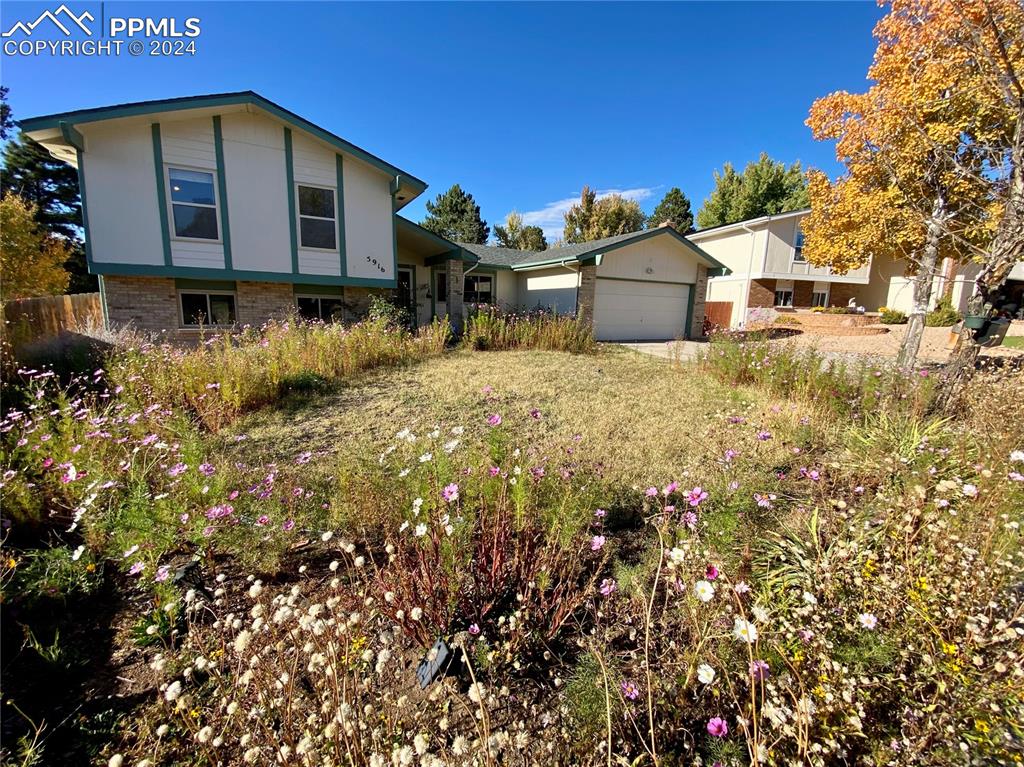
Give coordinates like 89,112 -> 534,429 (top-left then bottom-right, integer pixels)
23,91 -> 725,342
689,208 -> 985,328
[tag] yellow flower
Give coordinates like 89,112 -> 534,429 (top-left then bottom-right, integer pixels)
85,563 -> 96,573
6,558 -> 16,569
941,641 -> 957,656
975,719 -> 990,734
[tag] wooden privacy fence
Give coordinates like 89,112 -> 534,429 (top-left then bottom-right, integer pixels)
704,301 -> 733,329
3,293 -> 103,349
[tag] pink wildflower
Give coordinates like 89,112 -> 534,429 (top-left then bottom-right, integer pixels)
590,535 -> 606,551
621,681 -> 640,701
487,413 -> 502,427
707,717 -> 729,737
442,483 -> 460,502
599,578 -> 617,596
687,486 -> 708,507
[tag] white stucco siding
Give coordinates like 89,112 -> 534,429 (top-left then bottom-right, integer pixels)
219,112 -> 292,274
518,267 -> 580,314
343,158 -> 395,281
598,237 -> 698,284
80,122 -> 164,266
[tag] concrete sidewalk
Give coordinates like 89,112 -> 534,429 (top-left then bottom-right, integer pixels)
612,340 -> 705,361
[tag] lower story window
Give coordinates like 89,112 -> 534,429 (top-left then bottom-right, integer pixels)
296,295 -> 344,322
435,272 -> 493,304
811,290 -> 829,308
774,289 -> 794,307
180,291 -> 236,326
464,275 -> 493,304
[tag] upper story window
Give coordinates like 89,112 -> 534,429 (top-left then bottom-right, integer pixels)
793,228 -> 806,262
168,168 -> 219,240
297,185 -> 337,250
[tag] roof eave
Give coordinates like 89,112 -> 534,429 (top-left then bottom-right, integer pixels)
20,91 -> 428,200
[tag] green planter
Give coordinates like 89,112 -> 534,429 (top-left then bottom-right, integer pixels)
963,315 -> 988,330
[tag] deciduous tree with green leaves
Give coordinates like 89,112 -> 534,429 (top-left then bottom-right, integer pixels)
493,211 -> 547,251
696,154 -> 809,228
646,187 -> 694,232
1,195 -> 72,301
563,186 -> 646,243
420,184 -> 489,244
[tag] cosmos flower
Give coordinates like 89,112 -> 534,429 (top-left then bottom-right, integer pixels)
441,483 -> 460,502
590,535 -> 606,551
620,680 -> 640,700
697,664 -> 716,684
733,617 -> 758,643
599,578 -> 617,596
858,612 -> 878,630
687,487 -> 708,507
706,717 -> 729,737
694,580 -> 715,602
486,413 -> 502,427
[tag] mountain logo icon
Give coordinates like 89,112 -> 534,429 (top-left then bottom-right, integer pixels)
2,4 -> 94,37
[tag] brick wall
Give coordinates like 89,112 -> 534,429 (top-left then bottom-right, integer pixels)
237,281 -> 294,327
793,280 -> 814,308
343,287 -> 389,321
690,264 -> 708,338
828,282 -> 857,308
748,279 -> 777,308
577,263 -> 597,326
102,275 -> 179,332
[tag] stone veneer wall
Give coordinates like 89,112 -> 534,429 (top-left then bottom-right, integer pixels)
445,259 -> 465,335
576,263 -> 597,326
689,264 -> 708,338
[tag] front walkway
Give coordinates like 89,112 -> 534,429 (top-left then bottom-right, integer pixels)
612,340 -> 705,361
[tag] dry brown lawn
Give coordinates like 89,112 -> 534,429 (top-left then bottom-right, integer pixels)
223,347 -> 788,487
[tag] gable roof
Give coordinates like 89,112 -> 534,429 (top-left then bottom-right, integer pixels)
19,90 -> 428,204
688,208 -> 810,240
456,226 -> 728,273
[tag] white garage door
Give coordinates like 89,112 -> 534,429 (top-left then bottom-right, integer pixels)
593,278 -> 690,341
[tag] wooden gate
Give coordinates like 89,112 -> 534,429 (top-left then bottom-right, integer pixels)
703,301 -> 733,329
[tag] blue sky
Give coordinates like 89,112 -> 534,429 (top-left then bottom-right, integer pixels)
2,1 -> 882,240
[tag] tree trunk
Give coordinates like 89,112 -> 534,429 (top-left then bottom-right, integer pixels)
935,101 -> 1024,409
896,196 -> 946,371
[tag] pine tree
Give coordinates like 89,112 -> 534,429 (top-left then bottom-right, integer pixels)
420,184 -> 489,244
696,155 -> 808,228
647,187 -> 695,232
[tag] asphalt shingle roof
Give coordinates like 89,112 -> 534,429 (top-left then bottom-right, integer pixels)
458,229 -> 668,269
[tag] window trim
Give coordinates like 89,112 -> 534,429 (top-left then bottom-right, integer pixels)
811,288 -> 829,308
165,165 -> 222,243
295,182 -> 339,252
792,223 -> 806,263
294,293 -> 345,323
464,273 -> 495,305
177,289 -> 237,328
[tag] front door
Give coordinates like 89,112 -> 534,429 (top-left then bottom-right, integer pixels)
397,267 -> 415,327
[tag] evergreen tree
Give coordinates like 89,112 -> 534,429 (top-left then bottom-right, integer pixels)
1,88 -> 94,292
646,187 -> 695,232
420,184 -> 489,244
0,86 -> 13,141
494,211 -> 547,251
696,154 -> 808,228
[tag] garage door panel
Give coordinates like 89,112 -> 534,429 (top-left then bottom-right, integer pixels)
593,278 -> 689,341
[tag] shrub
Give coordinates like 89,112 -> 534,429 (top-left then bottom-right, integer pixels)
879,308 -> 908,324
925,296 -> 962,326
110,315 -> 450,430
773,315 -> 800,326
463,306 -> 596,353
823,306 -> 855,315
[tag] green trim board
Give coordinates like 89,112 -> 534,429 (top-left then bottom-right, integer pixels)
283,128 -> 299,273
151,124 -> 173,267
336,154 -> 347,278
59,121 -> 84,150
391,192 -> 399,284
74,148 -> 94,268
19,91 -> 428,198
87,261 -> 397,288
685,283 -> 697,341
212,116 -> 233,270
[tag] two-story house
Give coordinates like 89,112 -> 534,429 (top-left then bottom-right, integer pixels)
22,91 -> 727,342
689,209 -> 982,328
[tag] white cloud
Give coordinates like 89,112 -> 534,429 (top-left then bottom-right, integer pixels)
517,186 -> 660,243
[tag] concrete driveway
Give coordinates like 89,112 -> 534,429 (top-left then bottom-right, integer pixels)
611,340 -> 705,361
